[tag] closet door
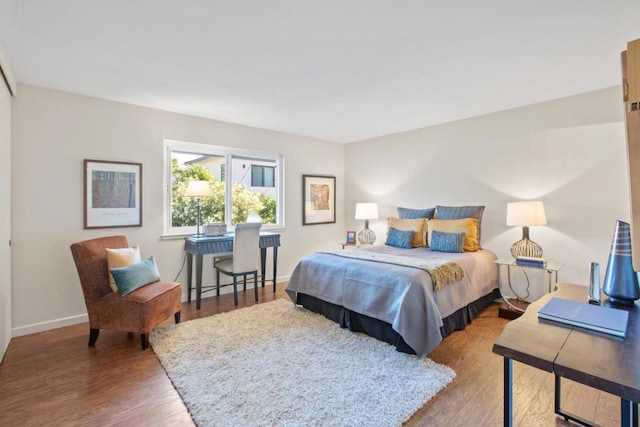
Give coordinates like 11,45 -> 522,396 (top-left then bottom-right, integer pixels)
0,53 -> 13,361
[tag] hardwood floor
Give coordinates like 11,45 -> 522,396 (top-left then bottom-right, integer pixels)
0,285 -> 620,426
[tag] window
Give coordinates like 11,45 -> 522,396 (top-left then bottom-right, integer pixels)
251,165 -> 275,187
163,140 -> 284,236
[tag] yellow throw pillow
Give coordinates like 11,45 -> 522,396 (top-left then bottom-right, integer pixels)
105,246 -> 141,292
428,218 -> 479,252
387,217 -> 428,248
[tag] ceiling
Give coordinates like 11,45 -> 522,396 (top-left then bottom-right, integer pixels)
1,1 -> 639,143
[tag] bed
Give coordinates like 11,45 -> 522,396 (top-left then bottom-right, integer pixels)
285,205 -> 499,357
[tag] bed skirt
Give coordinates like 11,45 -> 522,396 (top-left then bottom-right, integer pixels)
295,288 -> 501,355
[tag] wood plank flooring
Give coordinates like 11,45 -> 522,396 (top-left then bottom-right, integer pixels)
0,285 -> 620,426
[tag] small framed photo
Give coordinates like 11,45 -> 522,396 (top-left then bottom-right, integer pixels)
302,174 -> 336,225
84,159 -> 142,229
346,230 -> 356,244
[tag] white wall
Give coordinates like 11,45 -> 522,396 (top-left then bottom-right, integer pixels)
10,82 -> 630,335
11,84 -> 345,335
345,87 -> 629,287
0,43 -> 15,360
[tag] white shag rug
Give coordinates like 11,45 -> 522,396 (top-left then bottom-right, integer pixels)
150,299 -> 455,427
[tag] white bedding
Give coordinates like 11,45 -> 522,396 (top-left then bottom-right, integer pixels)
286,245 -> 498,356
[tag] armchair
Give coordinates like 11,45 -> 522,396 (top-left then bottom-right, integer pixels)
70,235 -> 182,350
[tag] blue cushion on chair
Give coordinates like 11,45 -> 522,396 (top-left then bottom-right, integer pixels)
430,230 -> 465,253
110,256 -> 161,296
385,227 -> 414,249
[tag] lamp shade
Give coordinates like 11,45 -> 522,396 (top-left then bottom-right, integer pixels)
506,201 -> 547,226
355,203 -> 379,220
184,180 -> 212,198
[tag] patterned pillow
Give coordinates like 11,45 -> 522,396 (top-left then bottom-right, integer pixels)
435,205 -> 485,246
110,256 -> 161,296
397,207 -> 436,219
428,218 -> 479,252
387,217 -> 428,247
385,227 -> 414,249
430,230 -> 465,253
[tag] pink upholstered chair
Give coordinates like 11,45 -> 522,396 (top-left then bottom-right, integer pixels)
70,235 -> 182,350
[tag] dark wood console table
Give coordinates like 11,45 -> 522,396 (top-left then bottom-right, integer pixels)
493,282 -> 640,427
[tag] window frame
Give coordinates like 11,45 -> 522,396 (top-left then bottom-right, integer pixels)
163,139 -> 285,237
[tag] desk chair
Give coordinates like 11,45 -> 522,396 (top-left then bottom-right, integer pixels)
214,222 -> 261,305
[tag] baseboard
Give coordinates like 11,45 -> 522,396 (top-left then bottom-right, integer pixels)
12,275 -> 292,338
12,313 -> 89,337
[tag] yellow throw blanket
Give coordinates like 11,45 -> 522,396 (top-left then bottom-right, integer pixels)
320,250 -> 464,291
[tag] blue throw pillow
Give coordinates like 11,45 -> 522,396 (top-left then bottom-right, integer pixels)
110,256 -> 161,296
430,230 -> 465,253
385,227 -> 414,249
397,207 -> 436,219
435,205 -> 485,246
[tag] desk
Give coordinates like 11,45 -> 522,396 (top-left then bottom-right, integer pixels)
184,233 -> 281,309
493,283 -> 640,426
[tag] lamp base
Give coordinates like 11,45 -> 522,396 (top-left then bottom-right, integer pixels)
510,237 -> 543,258
357,227 -> 376,246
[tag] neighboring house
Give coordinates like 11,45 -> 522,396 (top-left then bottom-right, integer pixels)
184,155 -> 277,200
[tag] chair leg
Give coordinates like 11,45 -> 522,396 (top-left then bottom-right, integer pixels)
174,311 -> 181,324
243,274 -> 247,291
88,328 -> 100,347
254,272 -> 258,302
141,334 -> 148,350
216,268 -> 220,296
233,276 -> 238,306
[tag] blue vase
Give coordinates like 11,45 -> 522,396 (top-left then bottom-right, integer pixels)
602,220 -> 640,304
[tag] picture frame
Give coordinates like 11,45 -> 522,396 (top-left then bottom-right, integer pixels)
302,174 -> 336,225
346,230 -> 357,244
84,159 -> 142,229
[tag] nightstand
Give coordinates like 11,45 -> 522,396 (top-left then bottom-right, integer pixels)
339,242 -> 357,249
494,258 -> 563,319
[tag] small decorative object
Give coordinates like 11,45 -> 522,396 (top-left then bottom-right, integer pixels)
603,220 -> 640,304
247,211 -> 262,223
204,222 -> 227,237
302,175 -> 336,225
184,180 -> 213,237
588,261 -> 601,305
346,230 -> 356,245
84,159 -> 143,229
355,202 -> 379,245
506,200 -> 547,258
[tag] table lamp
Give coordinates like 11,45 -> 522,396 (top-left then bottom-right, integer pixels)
506,200 -> 547,258
185,180 -> 212,237
355,202 -> 379,245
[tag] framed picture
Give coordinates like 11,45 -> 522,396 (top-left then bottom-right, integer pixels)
346,230 -> 357,244
84,159 -> 142,229
302,174 -> 336,225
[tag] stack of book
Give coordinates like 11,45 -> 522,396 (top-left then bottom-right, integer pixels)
515,256 -> 547,268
